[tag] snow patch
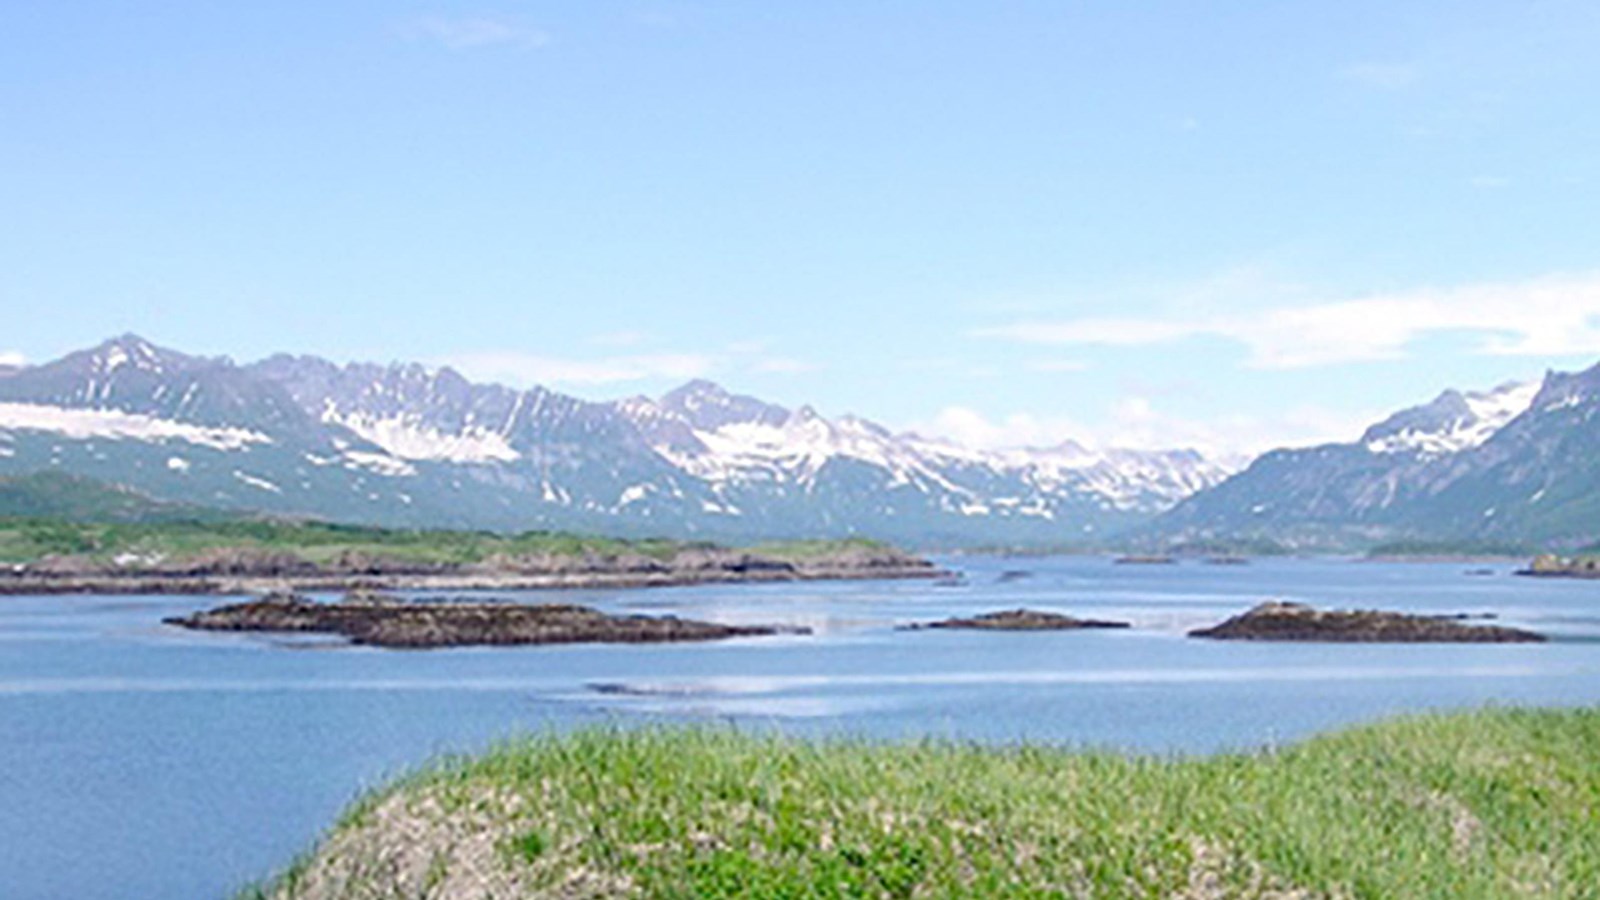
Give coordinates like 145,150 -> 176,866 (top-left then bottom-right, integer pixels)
0,402 -> 271,451
642,402 -> 1231,514
166,457 -> 190,472
1367,381 -> 1539,457
232,471 -> 281,493
342,451 -> 418,477
327,412 -> 519,464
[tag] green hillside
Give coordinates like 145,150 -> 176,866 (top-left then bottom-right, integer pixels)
250,707 -> 1600,899
0,471 -> 221,523
0,474 -> 892,567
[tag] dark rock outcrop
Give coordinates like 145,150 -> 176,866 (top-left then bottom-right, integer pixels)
165,592 -> 806,649
904,609 -> 1131,631
1188,601 -> 1544,643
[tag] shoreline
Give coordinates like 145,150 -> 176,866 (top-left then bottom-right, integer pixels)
0,561 -> 943,597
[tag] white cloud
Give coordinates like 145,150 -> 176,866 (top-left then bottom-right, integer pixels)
722,339 -> 816,374
724,338 -> 772,355
1340,61 -> 1419,89
400,16 -> 550,50
0,351 -> 24,367
921,399 -> 1376,460
442,351 -> 713,387
921,407 -> 1090,451
978,271 -> 1600,369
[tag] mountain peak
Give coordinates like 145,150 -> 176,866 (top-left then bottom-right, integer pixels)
657,379 -> 789,431
661,378 -> 729,404
81,334 -> 196,376
1361,380 -> 1537,457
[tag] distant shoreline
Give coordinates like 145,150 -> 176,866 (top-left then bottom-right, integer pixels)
0,562 -> 941,596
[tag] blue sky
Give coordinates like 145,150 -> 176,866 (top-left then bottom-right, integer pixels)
4,1 -> 1599,456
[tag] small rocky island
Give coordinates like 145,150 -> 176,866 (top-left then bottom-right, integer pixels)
1189,601 -> 1544,643
1518,554 -> 1600,579
165,591 -> 805,649
904,608 -> 1131,631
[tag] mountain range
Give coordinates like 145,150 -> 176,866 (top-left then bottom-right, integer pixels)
0,335 -> 1230,546
2,335 -> 1596,549
1152,364 -> 1600,550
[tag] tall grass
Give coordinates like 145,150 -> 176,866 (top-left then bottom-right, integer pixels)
258,707 -> 1600,898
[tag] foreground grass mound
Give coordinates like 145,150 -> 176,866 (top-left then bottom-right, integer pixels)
254,709 -> 1600,899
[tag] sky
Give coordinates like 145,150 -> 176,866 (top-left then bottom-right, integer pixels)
3,1 -> 1600,459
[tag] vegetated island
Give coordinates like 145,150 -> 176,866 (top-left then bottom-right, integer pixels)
1113,554 -> 1176,565
0,516 -> 941,595
1517,553 -> 1600,579
1189,601 -> 1544,643
1365,539 -> 1539,563
242,708 -> 1600,899
166,591 -> 803,649
901,608 -> 1131,631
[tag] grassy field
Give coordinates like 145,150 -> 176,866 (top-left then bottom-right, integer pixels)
0,471 -> 898,567
250,708 -> 1600,899
0,515 -> 895,567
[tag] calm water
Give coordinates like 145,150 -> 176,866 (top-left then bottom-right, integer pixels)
2,556 -> 1598,899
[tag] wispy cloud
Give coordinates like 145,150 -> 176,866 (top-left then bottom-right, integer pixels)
1340,61 -> 1420,90
724,338 -> 771,355
442,351 -> 712,387
978,271 -> 1600,369
921,399 -> 1375,459
400,15 -> 550,50
722,339 -> 818,376
0,351 -> 25,367
919,407 -> 1089,451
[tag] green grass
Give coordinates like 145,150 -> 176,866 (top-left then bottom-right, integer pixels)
747,537 -> 892,560
255,707 -> 1600,899
0,516 -> 711,566
0,470 -> 224,523
0,471 -> 906,568
1367,539 -> 1541,559
0,514 -> 900,568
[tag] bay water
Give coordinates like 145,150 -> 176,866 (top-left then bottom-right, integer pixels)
2,556 -> 1597,898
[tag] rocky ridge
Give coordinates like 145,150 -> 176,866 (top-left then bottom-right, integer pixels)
903,608 -> 1131,631
165,592 -> 801,649
1188,601 -> 1544,643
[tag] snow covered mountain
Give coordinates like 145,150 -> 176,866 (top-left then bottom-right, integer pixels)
1152,365 -> 1600,549
1360,381 -> 1540,458
0,335 -> 1232,545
